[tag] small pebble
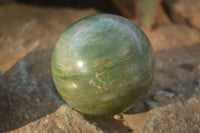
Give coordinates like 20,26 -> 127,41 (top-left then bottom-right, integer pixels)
114,114 -> 122,120
154,90 -> 175,102
145,101 -> 159,109
35,98 -> 40,103
58,124 -> 62,128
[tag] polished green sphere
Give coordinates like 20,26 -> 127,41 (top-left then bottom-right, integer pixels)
52,14 -> 155,116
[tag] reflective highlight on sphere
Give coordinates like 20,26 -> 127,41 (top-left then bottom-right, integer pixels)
51,14 -> 155,116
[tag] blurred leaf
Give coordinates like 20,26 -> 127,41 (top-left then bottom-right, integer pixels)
139,0 -> 161,29
110,0 -> 162,29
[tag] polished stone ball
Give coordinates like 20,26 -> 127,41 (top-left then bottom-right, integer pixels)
52,14 -> 155,116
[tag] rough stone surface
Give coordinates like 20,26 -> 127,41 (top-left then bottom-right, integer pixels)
145,43 -> 200,109
164,0 -> 200,29
124,43 -> 200,114
123,96 -> 200,133
144,23 -> 200,51
8,105 -> 103,133
0,3 -> 200,133
0,48 -> 103,133
0,3 -> 98,73
0,3 -> 102,133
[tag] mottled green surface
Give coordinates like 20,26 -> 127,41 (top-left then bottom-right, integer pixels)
52,14 -> 155,116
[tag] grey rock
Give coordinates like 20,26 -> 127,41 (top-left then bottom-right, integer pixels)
154,90 -> 175,102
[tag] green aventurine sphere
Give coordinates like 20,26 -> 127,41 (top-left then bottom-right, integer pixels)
52,14 -> 155,116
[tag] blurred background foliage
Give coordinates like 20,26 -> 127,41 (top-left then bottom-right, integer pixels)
0,0 -> 163,29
